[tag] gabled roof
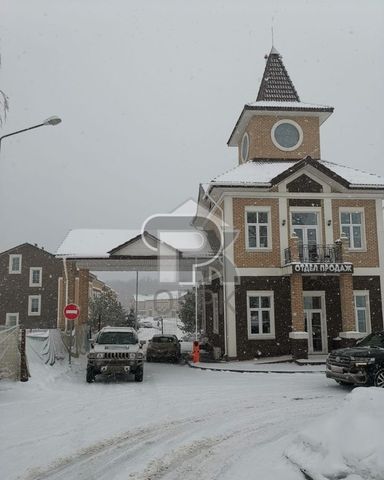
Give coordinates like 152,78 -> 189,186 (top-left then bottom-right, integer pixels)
209,157 -> 384,191
256,47 -> 300,102
0,242 -> 55,257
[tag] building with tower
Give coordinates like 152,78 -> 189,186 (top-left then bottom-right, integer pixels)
198,47 -> 384,360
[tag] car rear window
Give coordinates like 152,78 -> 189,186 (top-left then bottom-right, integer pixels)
98,332 -> 138,345
151,336 -> 175,343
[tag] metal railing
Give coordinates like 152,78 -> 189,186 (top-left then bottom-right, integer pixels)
284,244 -> 342,265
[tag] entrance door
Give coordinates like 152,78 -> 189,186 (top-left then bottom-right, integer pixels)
304,294 -> 327,354
292,212 -> 319,262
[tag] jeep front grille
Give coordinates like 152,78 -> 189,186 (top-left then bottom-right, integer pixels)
328,353 -> 351,368
104,352 -> 131,359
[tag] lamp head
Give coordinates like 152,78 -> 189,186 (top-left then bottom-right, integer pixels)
43,116 -> 62,126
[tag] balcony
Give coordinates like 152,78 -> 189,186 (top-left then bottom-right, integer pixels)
284,244 -> 342,265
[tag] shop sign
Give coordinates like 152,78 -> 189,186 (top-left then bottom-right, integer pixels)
293,263 -> 353,274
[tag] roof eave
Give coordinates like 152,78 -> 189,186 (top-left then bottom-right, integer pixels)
227,105 -> 334,147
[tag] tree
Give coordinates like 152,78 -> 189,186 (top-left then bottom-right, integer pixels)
0,55 -> 9,127
89,290 -> 127,331
178,289 -> 196,334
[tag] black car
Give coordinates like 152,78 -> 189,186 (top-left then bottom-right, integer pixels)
146,334 -> 181,363
326,331 -> 384,387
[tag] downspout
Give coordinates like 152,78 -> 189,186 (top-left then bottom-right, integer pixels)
62,257 -> 69,332
204,186 -> 228,359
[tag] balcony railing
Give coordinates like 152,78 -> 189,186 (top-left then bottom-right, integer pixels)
284,244 -> 342,265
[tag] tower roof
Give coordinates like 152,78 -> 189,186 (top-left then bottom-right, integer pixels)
256,47 -> 300,102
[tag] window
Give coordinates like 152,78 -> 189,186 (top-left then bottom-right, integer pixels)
247,291 -> 275,339
29,267 -> 42,287
9,254 -> 22,274
340,210 -> 365,249
271,119 -> 303,151
6,313 -> 19,327
212,292 -> 219,334
28,295 -> 41,316
240,132 -> 249,163
245,207 -> 271,249
354,291 -> 371,334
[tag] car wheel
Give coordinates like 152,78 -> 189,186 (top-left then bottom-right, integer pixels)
86,367 -> 95,383
374,368 -> 384,387
134,368 -> 144,382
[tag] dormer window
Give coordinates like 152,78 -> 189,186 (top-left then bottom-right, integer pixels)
271,119 -> 303,151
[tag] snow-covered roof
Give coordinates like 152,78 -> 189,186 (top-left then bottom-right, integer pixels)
210,159 -> 384,189
56,229 -> 140,258
56,228 -> 212,258
246,100 -> 333,110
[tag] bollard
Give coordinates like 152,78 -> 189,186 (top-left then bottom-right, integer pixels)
192,340 -> 200,363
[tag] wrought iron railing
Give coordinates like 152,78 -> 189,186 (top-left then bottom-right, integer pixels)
284,244 -> 342,265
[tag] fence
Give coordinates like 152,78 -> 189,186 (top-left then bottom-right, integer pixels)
0,326 -> 21,380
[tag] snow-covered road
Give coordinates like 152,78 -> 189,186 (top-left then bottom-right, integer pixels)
1,342 -> 348,480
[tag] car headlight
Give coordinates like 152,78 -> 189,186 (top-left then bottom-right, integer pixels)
96,353 -> 105,359
136,352 -> 144,359
129,353 -> 136,359
87,353 -> 96,359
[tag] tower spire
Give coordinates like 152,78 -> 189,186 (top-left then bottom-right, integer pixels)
256,47 -> 300,102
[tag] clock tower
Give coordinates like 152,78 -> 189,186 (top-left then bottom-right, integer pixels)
227,47 -> 334,164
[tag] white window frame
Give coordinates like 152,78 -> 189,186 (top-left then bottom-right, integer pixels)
9,254 -> 22,274
28,295 -> 41,316
290,206 -> 322,242
339,207 -> 366,251
212,292 -> 219,334
246,291 -> 275,339
240,132 -> 249,163
245,206 -> 272,251
271,119 -> 303,152
5,313 -> 19,327
29,267 -> 42,287
353,290 -> 371,334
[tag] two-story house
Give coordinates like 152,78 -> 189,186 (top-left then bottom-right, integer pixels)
0,243 -> 112,330
198,47 -> 384,360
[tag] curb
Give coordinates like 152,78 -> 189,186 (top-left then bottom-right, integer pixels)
187,361 -> 324,374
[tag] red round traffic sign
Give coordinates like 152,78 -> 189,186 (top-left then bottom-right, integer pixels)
64,303 -> 80,320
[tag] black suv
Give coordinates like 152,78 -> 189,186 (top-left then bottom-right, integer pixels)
146,334 -> 181,363
326,331 -> 384,387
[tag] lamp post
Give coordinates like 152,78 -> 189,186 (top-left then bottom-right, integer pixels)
0,116 -> 62,151
0,115 -> 62,381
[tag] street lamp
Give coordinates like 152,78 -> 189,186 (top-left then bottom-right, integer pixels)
0,115 -> 62,151
0,115 -> 61,381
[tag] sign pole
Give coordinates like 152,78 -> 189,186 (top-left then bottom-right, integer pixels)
63,303 -> 80,366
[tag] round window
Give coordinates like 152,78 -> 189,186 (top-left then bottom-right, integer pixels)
241,133 -> 249,162
271,120 -> 303,151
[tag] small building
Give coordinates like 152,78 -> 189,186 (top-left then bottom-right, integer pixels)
133,290 -> 187,319
197,47 -> 384,360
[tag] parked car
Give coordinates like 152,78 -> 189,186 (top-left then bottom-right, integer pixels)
326,331 -> 384,387
141,320 -> 154,328
146,334 -> 181,363
86,327 -> 145,382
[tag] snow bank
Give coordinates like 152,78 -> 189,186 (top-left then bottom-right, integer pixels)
285,387 -> 384,480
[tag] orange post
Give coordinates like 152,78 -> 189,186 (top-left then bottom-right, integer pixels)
192,340 -> 200,363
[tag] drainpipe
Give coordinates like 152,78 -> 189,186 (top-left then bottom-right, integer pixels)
62,257 -> 69,332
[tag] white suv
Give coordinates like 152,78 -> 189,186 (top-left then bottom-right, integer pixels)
86,327 -> 145,382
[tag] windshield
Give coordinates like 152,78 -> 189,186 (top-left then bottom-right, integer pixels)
151,336 -> 175,343
97,332 -> 138,345
357,333 -> 384,348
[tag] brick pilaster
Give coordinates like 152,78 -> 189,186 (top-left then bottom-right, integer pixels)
78,269 -> 90,325
339,273 -> 355,332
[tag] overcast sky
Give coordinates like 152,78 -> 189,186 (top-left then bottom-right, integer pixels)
1,0 -> 383,255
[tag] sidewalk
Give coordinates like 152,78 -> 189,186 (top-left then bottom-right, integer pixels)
188,356 -> 326,374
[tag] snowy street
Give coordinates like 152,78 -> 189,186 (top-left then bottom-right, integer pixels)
0,339 -> 352,480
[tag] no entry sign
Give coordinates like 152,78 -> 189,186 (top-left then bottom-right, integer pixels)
64,303 -> 80,320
